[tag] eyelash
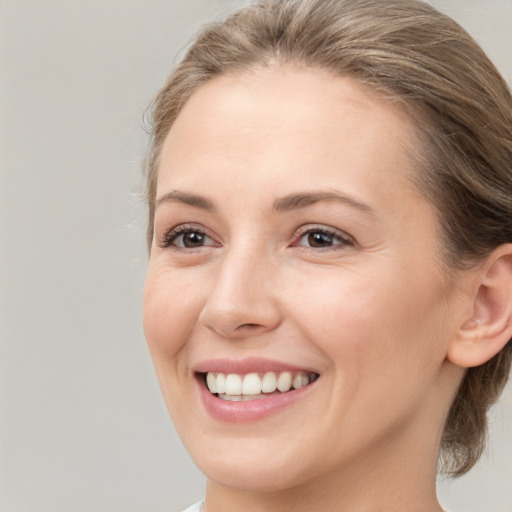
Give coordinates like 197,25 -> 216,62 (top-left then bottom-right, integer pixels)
158,224 -> 355,251
158,224 -> 217,250
292,225 -> 355,251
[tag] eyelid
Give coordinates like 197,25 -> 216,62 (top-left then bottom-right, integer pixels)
157,223 -> 220,250
292,224 -> 356,249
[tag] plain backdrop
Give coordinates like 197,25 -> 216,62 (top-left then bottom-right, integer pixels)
0,1 -> 511,511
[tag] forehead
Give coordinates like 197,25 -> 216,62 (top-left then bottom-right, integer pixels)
157,66 -> 422,210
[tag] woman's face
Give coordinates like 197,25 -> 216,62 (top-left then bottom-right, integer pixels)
143,68 -> 465,493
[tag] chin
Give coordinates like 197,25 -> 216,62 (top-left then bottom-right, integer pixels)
189,439 -> 314,493
201,460 -> 306,493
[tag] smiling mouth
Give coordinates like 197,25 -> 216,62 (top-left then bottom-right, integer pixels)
201,371 -> 320,402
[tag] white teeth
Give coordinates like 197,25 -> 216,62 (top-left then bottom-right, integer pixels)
293,374 -> 303,389
218,393 -> 268,401
276,371 -> 292,392
242,373 -> 261,395
205,370 -> 318,398
261,372 -> 277,393
292,374 -> 310,389
206,372 -> 217,394
224,374 -> 242,395
216,373 -> 225,394
219,394 -> 243,401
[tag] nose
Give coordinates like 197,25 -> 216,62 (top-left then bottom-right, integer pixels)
198,247 -> 282,339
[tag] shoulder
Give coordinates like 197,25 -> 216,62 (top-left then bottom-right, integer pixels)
180,502 -> 203,512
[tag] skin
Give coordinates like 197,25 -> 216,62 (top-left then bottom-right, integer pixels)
143,67 -> 481,512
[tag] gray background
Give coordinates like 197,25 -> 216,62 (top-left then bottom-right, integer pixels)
0,1 -> 511,511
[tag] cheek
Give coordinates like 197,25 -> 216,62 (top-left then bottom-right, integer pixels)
142,266 -> 209,424
285,266 -> 393,345
287,267 -> 451,449
143,266 -> 204,361
286,263 -> 448,381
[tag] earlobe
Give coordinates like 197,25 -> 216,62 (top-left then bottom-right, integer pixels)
447,244 -> 512,368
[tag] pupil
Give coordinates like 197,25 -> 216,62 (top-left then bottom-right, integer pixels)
183,232 -> 204,247
308,232 -> 332,247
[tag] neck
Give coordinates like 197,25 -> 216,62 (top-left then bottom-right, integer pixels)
205,466 -> 442,512
203,412 -> 446,512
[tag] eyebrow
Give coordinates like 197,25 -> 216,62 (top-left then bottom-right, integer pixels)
155,190 -> 216,212
155,189 -> 375,216
272,191 -> 375,215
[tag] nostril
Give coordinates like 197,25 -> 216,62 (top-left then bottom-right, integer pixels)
235,323 -> 269,333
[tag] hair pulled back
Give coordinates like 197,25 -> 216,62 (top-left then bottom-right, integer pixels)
144,0 -> 512,476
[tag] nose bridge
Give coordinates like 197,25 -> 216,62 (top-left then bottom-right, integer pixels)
199,238 -> 281,338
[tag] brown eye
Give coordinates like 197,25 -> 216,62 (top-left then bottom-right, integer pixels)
181,232 -> 207,247
307,231 -> 335,247
296,227 -> 354,250
160,226 -> 218,249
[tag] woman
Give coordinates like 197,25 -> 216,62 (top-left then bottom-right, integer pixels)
142,0 -> 512,510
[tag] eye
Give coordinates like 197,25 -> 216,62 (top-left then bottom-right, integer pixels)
294,226 -> 354,250
159,225 -> 219,250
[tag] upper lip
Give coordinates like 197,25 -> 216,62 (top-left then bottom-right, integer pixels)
193,357 -> 318,375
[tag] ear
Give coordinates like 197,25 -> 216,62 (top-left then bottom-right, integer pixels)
447,244 -> 512,368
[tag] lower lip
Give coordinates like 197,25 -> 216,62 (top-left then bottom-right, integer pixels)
196,376 -> 317,423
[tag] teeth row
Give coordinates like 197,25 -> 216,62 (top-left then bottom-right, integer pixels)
205,371 -> 317,396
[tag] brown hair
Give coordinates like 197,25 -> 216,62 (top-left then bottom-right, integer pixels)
144,0 -> 512,476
